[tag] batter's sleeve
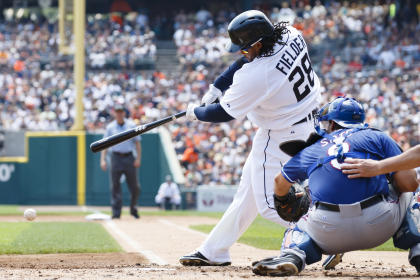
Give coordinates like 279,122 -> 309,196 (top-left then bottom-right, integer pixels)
214,57 -> 248,91
194,103 -> 235,122
219,63 -> 269,120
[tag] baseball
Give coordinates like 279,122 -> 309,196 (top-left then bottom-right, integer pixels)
23,208 -> 36,221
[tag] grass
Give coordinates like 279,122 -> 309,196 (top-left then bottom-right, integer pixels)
191,216 -> 402,252
0,206 -> 402,252
0,205 -> 21,215
0,222 -> 122,254
0,205 -> 94,216
0,205 -> 225,218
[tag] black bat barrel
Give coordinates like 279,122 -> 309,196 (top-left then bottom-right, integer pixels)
90,128 -> 140,153
90,111 -> 186,153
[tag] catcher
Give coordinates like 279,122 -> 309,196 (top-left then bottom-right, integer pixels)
252,97 -> 420,276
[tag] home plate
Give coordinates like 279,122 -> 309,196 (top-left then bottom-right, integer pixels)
85,212 -> 111,221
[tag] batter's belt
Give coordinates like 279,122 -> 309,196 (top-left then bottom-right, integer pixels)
293,109 -> 317,126
315,194 -> 384,212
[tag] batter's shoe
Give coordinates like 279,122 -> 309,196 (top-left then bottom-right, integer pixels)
409,255 -> 420,275
252,253 -> 303,277
179,251 -> 231,266
322,253 -> 344,270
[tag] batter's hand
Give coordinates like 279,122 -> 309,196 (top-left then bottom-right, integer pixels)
134,158 -> 141,168
186,103 -> 198,121
100,159 -> 107,171
341,158 -> 381,178
201,84 -> 222,106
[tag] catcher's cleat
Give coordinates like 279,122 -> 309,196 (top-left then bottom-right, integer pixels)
251,256 -> 276,267
252,253 -> 303,277
409,255 -> 420,275
179,251 -> 231,266
322,253 -> 344,270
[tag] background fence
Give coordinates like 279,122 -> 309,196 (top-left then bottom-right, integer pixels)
0,131 -> 172,206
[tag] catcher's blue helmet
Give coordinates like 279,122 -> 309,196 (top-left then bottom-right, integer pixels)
317,97 -> 365,128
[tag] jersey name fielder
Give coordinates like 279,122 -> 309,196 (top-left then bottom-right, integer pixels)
220,26 -> 321,130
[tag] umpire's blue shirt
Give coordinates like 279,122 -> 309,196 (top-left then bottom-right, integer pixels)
105,119 -> 141,154
281,129 -> 402,204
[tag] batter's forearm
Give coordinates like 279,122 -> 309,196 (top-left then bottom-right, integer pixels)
194,103 -> 234,123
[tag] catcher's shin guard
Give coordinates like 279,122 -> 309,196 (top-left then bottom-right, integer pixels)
282,227 -> 322,265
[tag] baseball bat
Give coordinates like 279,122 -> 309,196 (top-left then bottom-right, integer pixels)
90,111 -> 186,153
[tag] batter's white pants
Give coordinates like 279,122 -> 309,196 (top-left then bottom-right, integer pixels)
198,120 -> 315,263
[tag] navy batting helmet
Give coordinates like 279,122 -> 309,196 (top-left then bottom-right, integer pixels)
317,97 -> 365,128
226,10 -> 274,53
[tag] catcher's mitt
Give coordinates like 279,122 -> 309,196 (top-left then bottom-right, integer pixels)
273,185 -> 310,222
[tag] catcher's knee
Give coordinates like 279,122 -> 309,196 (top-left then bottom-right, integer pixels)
282,227 -> 322,265
394,193 -> 420,250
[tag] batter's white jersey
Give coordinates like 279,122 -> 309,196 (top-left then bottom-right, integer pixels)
196,26 -> 321,264
220,26 -> 321,130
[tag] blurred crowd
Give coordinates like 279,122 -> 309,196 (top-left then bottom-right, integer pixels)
0,12 -> 156,72
0,1 -> 419,186
173,1 -> 420,69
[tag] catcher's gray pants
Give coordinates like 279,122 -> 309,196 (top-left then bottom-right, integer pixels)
296,190 -> 412,254
110,152 -> 140,217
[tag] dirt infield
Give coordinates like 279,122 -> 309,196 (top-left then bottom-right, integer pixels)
0,215 -> 418,279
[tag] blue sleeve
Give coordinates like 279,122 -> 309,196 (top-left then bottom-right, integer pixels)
380,133 -> 402,158
213,57 -> 248,91
282,151 -> 311,183
194,103 -> 235,123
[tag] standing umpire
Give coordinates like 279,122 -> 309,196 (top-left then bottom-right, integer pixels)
100,103 -> 141,219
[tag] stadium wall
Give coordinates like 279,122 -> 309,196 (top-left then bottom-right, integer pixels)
0,132 -> 172,206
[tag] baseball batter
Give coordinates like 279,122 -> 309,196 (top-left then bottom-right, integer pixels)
180,10 -> 324,266
252,97 -> 420,276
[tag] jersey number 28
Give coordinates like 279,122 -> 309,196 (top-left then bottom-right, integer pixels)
288,53 -> 315,102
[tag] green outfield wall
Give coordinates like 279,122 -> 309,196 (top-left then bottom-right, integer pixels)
0,131 -> 171,206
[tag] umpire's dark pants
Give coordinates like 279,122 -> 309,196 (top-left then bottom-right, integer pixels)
110,152 -> 140,217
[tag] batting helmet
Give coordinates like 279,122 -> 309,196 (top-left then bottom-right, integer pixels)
226,10 -> 274,53
317,97 -> 365,128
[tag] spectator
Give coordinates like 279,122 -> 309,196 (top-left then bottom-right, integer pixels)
155,175 -> 181,210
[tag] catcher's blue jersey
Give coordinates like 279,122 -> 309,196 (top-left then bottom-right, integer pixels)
281,128 -> 402,204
